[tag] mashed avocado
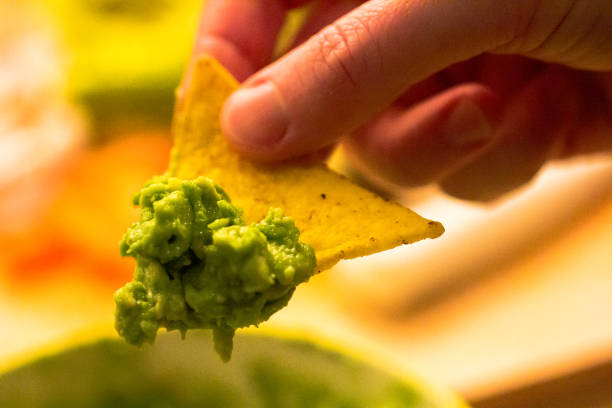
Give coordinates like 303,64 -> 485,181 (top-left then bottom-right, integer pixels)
114,176 -> 316,361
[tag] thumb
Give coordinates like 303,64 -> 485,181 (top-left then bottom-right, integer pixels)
221,0 -> 609,161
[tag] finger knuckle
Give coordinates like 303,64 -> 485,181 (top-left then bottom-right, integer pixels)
313,16 -> 381,89
316,23 -> 360,88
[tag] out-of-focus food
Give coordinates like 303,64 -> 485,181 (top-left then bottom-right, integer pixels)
0,332 -> 467,407
0,1 -> 84,234
32,0 -> 202,135
1,135 -> 171,288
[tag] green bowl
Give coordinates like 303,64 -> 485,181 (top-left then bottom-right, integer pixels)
0,332 -> 466,407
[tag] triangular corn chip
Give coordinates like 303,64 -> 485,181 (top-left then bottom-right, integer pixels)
168,57 -> 443,271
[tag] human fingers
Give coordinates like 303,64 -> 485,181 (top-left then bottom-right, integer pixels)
290,0 -> 362,47
342,83 -> 500,187
292,1 -> 453,112
223,0 -> 612,162
439,66 -> 583,201
557,72 -> 612,157
496,0 -> 612,71
221,0 -> 519,160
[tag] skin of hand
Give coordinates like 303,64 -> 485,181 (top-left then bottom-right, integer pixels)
184,0 -> 612,201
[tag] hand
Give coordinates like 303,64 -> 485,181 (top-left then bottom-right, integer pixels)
186,0 -> 612,201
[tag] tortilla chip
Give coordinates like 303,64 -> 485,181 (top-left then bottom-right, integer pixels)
168,57 -> 443,271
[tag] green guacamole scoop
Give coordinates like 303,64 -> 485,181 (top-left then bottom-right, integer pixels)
115,176 -> 316,361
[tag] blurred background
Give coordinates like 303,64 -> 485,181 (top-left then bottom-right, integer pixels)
0,1 -> 611,407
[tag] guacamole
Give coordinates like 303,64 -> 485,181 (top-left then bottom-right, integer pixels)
0,333 -> 464,408
115,176 -> 316,361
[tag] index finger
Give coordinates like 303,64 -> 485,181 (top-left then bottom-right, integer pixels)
220,0 -> 519,161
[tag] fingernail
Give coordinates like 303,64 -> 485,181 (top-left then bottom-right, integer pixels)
222,81 -> 288,148
447,100 -> 492,148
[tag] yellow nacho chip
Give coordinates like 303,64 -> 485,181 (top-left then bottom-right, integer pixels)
168,57 -> 443,272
